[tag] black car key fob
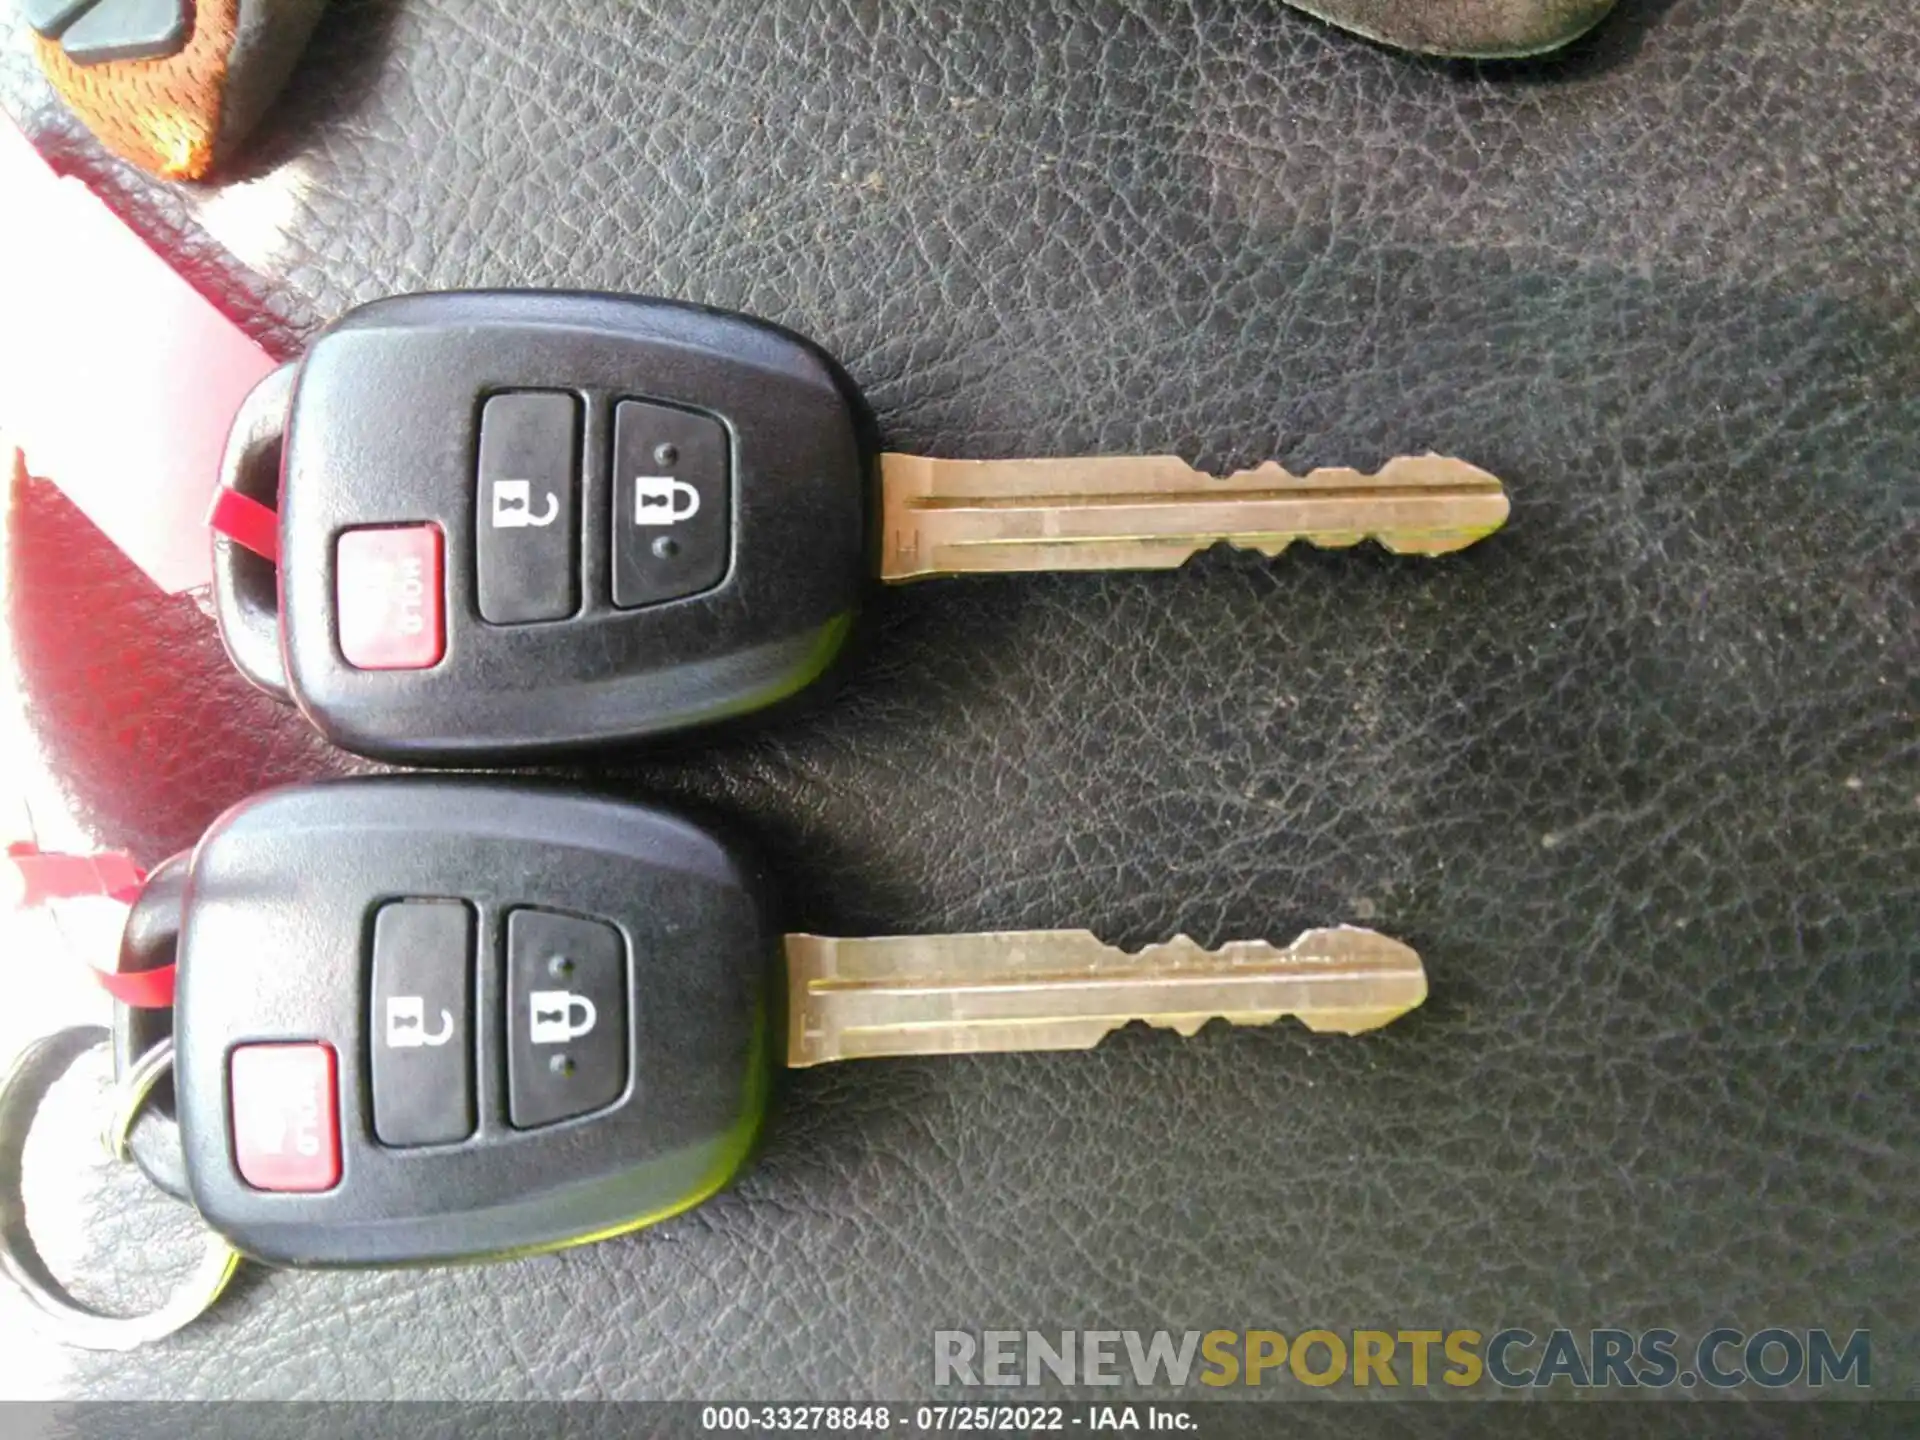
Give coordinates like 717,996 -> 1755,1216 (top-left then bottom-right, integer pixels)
172,776 -> 779,1266
211,292 -> 869,763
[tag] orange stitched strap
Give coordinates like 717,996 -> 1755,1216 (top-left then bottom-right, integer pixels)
34,0 -> 239,181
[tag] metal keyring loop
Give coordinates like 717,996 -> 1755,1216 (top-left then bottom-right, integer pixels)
105,1034 -> 176,1164
0,1027 -> 240,1351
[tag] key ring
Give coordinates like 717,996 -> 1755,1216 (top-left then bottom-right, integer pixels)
104,1034 -> 176,1164
0,1026 -> 240,1351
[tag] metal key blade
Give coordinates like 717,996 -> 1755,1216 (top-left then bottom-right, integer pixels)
784,926 -> 1427,1066
878,451 -> 1508,580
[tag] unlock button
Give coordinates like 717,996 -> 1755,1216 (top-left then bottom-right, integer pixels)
476,391 -> 581,625
370,900 -> 475,1148
507,909 -> 629,1129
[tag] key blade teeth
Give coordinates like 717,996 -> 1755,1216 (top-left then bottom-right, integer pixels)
784,925 -> 1429,1065
879,451 -> 1509,579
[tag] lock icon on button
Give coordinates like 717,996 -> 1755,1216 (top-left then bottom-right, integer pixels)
631,475 -> 701,525
528,990 -> 598,1045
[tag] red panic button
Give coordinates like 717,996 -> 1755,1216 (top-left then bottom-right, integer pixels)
230,1043 -> 342,1193
337,525 -> 446,670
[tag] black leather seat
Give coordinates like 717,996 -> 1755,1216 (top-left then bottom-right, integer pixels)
3,0 -> 1913,1400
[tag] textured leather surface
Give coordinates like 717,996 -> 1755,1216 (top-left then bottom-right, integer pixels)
3,0 -> 1916,1402
1285,0 -> 1618,57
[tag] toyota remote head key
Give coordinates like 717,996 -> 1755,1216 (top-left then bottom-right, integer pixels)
166,776 -> 1425,1270
173,777 -> 779,1266
211,291 -> 870,763
211,290 -> 1508,764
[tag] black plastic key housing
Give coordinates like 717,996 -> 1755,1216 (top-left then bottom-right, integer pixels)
212,292 -> 870,762
173,777 -> 779,1266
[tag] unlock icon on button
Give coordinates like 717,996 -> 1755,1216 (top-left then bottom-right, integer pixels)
492,479 -> 560,529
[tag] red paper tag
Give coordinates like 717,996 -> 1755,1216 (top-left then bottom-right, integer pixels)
0,115 -> 276,593
4,841 -> 145,907
3,842 -> 174,1007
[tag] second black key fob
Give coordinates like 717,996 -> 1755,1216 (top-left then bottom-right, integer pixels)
173,776 -> 780,1266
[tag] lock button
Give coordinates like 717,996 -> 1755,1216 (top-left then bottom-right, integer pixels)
611,399 -> 730,608
505,908 -> 629,1129
476,391 -> 581,625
